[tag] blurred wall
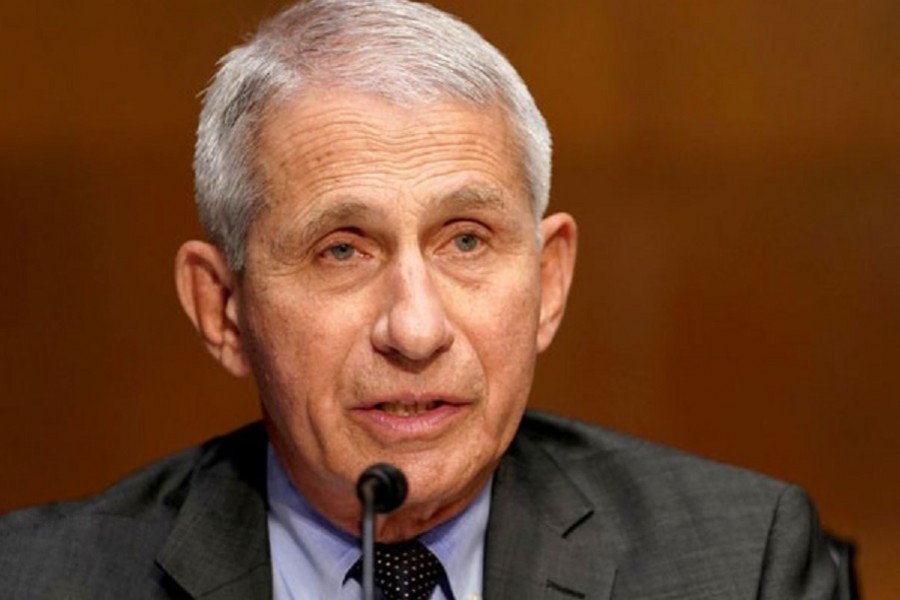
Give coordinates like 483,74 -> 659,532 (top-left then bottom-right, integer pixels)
1,0 -> 897,595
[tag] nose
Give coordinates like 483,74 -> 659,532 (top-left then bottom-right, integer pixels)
371,251 -> 454,363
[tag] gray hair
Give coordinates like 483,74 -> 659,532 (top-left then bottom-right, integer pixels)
194,0 -> 552,270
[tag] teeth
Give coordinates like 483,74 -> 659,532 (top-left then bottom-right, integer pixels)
379,400 -> 442,416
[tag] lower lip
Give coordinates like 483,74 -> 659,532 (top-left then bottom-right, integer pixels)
350,402 -> 467,440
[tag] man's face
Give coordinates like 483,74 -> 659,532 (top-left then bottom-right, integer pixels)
232,90 -> 567,535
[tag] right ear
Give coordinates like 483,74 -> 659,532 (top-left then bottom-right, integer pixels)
174,241 -> 251,378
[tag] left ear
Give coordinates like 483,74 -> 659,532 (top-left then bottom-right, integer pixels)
536,212 -> 577,352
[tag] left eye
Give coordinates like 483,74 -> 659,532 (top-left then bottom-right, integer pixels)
453,233 -> 481,252
326,243 -> 356,261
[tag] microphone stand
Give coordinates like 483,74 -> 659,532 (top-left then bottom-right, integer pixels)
359,478 -> 377,600
356,463 -> 408,600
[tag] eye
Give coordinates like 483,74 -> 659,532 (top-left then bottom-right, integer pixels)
453,233 -> 481,252
325,242 -> 356,261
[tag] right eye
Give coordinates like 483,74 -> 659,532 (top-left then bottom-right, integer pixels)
324,242 -> 356,261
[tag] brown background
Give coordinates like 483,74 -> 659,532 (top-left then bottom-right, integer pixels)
1,0 -> 897,596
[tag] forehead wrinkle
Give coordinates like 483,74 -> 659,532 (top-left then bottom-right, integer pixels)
262,98 -> 513,174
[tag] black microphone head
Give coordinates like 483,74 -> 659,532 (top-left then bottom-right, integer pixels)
356,463 -> 408,513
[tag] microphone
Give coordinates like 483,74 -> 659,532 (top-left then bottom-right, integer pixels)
356,463 -> 408,600
357,463 -> 407,512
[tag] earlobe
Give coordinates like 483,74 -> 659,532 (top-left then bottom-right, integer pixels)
536,213 -> 577,353
174,241 -> 251,377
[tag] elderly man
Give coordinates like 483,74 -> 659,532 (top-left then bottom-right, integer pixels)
0,0 -> 838,598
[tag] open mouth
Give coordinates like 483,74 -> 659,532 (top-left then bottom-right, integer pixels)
375,400 -> 446,417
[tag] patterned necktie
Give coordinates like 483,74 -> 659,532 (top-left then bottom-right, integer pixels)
348,540 -> 444,600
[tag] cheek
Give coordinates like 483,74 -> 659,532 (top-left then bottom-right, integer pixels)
453,273 -> 541,404
242,292 -> 351,410
479,271 -> 542,350
244,294 -> 375,465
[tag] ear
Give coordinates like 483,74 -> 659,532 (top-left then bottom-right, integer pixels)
536,213 -> 577,353
174,241 -> 251,377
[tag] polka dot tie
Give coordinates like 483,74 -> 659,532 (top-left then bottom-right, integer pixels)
348,540 -> 444,600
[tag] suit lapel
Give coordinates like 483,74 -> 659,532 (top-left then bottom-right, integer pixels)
151,418 -> 619,599
484,429 -> 616,600
156,424 -> 273,599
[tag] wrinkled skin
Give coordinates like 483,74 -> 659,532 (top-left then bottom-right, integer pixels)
175,90 -> 576,540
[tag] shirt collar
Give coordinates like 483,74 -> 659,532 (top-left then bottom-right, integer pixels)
420,478 -> 491,599
267,445 -> 360,598
267,444 -> 491,600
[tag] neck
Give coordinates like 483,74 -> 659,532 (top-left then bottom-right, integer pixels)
266,424 -> 491,542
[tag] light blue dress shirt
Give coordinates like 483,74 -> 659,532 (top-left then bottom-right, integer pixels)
267,446 -> 491,600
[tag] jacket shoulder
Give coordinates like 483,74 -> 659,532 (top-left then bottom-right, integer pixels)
512,411 -> 837,598
0,422 -> 267,598
519,409 -> 787,502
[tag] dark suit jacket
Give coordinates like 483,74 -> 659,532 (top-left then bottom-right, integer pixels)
0,411 -> 837,599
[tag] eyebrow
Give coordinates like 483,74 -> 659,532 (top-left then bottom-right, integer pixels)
269,185 -> 514,259
434,185 -> 510,217
272,199 -> 373,259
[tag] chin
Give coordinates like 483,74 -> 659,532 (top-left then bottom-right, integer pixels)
399,455 -> 492,513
